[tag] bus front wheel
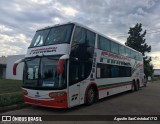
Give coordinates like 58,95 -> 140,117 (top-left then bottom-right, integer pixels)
86,87 -> 96,105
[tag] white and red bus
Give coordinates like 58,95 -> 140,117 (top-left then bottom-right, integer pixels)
13,22 -> 145,108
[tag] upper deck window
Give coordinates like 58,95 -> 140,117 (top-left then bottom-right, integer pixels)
125,48 -> 131,57
119,45 -> 126,56
98,36 -> 110,51
30,29 -> 50,47
72,26 -> 96,47
45,24 -> 74,45
29,24 -> 74,47
70,26 -> 96,61
111,42 -> 119,54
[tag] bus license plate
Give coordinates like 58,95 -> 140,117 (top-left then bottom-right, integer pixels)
35,100 -> 41,104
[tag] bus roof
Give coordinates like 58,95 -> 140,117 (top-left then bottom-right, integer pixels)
37,22 -> 142,55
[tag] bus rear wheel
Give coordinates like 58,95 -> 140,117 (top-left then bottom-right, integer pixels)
86,87 -> 96,105
135,82 -> 139,91
131,82 -> 139,92
131,83 -> 135,92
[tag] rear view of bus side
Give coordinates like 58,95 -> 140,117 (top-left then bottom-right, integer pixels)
13,22 -> 145,108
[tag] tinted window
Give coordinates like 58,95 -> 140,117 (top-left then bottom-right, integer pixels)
98,36 -> 110,51
131,50 -> 136,59
111,65 -> 119,77
45,24 -> 74,45
86,30 -> 96,47
69,60 -> 92,85
119,45 -> 126,56
72,26 -> 95,47
119,66 -> 131,77
23,57 -> 67,89
96,63 -> 111,78
138,53 -> 143,61
111,42 -> 119,54
70,26 -> 95,61
29,24 -> 74,47
135,52 -> 139,60
30,29 -> 50,47
24,58 -> 40,80
97,63 -> 131,78
40,57 -> 66,88
126,48 -> 131,57
72,26 -> 86,45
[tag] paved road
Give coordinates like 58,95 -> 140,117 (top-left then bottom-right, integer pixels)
1,80 -> 160,124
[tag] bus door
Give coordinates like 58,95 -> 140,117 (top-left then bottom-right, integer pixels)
68,82 -> 81,107
68,60 -> 81,107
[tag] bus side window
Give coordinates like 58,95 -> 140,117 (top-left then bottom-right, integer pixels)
70,26 -> 95,61
111,65 -> 119,78
96,63 -> 111,78
72,26 -> 85,44
98,36 -> 110,51
86,30 -> 95,47
69,61 -> 92,86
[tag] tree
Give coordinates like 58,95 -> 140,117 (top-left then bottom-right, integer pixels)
125,23 -> 154,78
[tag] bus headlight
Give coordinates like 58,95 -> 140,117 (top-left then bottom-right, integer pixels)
49,92 -> 65,98
22,89 -> 28,96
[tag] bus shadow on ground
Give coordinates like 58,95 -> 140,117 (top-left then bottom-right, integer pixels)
29,89 -> 141,114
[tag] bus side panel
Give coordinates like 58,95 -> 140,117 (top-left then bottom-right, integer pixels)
95,78 -> 132,99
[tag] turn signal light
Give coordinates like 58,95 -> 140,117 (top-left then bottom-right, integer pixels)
49,92 -> 65,98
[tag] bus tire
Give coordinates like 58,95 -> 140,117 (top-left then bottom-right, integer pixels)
131,82 -> 135,92
135,82 -> 139,91
86,87 -> 96,105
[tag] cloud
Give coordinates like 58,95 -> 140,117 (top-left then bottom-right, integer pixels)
0,0 -> 160,68
0,24 -> 13,33
148,52 -> 160,69
0,33 -> 30,56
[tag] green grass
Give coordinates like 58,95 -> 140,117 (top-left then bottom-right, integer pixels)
0,79 -> 22,94
0,92 -> 23,107
0,79 -> 23,107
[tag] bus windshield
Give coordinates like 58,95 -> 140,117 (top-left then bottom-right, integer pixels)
23,56 -> 66,90
30,24 -> 74,47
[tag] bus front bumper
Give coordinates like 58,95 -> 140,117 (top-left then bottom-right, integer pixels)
23,95 -> 68,108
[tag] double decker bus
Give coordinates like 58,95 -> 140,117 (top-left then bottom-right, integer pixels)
13,22 -> 145,108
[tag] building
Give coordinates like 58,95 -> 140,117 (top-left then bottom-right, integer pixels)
6,55 -> 25,80
153,69 -> 160,77
0,56 -> 7,79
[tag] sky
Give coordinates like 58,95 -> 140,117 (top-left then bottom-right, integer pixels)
0,0 -> 160,68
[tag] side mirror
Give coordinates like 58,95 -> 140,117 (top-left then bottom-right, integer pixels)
13,63 -> 18,75
13,58 -> 24,75
56,55 -> 69,74
57,59 -> 65,74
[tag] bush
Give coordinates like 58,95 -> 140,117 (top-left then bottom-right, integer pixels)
0,92 -> 23,107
